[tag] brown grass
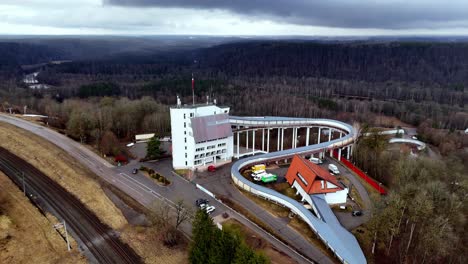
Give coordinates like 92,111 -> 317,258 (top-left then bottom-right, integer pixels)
240,190 -> 290,218
223,219 -> 297,264
120,225 -> 188,264
0,122 -> 127,230
0,172 -> 86,264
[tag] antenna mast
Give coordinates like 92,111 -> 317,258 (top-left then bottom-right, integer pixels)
192,73 -> 195,105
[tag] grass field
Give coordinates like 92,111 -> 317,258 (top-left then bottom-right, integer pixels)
0,172 -> 85,264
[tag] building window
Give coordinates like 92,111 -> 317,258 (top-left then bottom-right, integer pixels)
217,143 -> 226,147
297,172 -> 308,186
185,146 -> 187,150
184,113 -> 186,119
185,137 -> 187,143
185,161 -> 187,166
184,122 -> 186,128
184,131 -> 186,135
224,110 -> 228,113
190,113 -> 194,117
185,153 -> 187,158
207,145 -> 215,149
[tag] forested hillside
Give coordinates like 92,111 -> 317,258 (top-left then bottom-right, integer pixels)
1,39 -> 467,131
196,41 -> 468,85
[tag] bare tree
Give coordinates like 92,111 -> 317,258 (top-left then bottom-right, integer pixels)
174,199 -> 193,230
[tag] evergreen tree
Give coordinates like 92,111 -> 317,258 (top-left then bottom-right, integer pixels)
190,210 -> 269,264
189,210 -> 215,264
146,136 -> 165,159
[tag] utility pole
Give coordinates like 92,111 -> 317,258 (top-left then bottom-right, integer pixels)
63,221 -> 71,251
54,221 -> 71,251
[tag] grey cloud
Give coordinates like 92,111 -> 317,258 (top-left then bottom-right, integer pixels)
104,0 -> 468,29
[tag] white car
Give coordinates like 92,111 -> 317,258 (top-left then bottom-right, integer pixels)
251,170 -> 267,178
204,205 -> 216,214
328,164 -> 340,175
309,157 -> 323,164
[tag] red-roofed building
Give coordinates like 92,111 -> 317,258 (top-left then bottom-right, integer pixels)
286,155 -> 348,204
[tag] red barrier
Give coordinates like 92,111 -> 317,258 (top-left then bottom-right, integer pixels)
332,150 -> 387,195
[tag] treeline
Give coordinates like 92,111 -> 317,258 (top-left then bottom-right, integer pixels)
365,156 -> 467,263
190,210 -> 268,264
196,41 -> 468,85
35,96 -> 170,155
352,131 -> 467,263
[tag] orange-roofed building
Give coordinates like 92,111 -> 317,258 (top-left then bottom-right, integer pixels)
286,155 -> 348,204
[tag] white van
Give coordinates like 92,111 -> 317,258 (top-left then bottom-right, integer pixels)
328,164 -> 340,175
309,157 -> 323,164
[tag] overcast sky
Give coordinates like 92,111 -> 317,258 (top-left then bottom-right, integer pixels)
1,0 -> 467,36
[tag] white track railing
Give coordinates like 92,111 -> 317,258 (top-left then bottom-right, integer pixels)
230,116 -> 365,264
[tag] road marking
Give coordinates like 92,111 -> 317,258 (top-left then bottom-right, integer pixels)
114,178 -> 143,197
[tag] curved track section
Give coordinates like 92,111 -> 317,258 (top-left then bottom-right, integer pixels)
230,116 -> 366,264
389,138 -> 426,150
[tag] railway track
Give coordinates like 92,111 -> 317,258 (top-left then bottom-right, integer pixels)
0,147 -> 142,264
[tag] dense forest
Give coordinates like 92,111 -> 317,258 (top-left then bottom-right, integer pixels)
0,37 -> 467,263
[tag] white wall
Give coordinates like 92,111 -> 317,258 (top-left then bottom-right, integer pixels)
170,104 -> 231,170
324,189 -> 348,204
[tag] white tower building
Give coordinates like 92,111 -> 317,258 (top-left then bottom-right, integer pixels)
170,97 -> 233,170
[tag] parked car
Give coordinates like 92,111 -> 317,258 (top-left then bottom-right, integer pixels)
132,168 -> 138,174
309,157 -> 323,164
196,198 -> 209,207
352,210 -> 363,216
204,205 -> 216,214
328,164 -> 340,174
208,165 -> 216,172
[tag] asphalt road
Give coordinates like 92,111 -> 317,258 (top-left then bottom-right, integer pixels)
0,114 -> 313,264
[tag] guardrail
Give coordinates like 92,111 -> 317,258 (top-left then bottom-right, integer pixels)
229,116 -> 365,264
332,150 -> 387,195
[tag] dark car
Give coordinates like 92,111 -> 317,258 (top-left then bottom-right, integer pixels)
352,210 -> 363,216
196,198 -> 209,207
132,168 -> 138,174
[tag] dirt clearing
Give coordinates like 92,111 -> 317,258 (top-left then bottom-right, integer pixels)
0,172 -> 85,264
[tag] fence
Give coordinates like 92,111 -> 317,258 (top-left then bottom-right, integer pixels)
333,150 -> 387,195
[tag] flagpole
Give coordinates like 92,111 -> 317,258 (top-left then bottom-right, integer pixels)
192,73 -> 195,105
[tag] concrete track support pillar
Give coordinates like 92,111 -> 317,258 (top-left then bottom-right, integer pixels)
306,127 -> 310,146
277,128 -> 280,151
338,148 -> 342,161
267,129 -> 270,153
262,129 -> 265,151
237,132 -> 240,158
318,127 -> 322,144
252,130 -> 256,155
246,130 -> 249,150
